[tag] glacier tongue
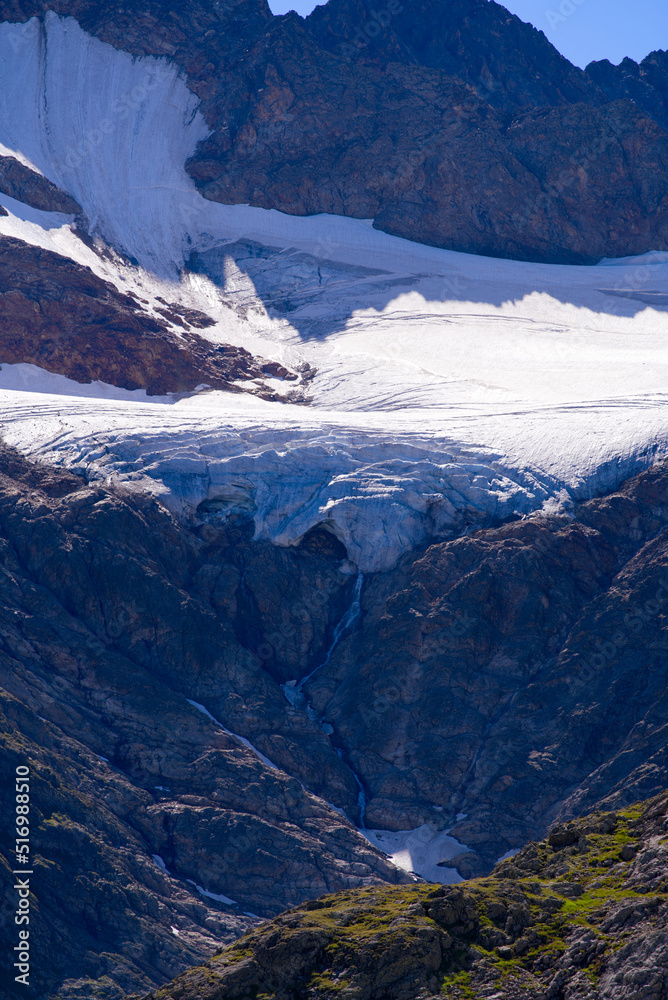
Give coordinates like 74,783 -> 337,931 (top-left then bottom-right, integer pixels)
1,13 -> 668,571
0,388 -> 666,572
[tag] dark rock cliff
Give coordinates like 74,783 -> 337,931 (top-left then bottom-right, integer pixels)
1,0 -> 667,263
588,49 -> 668,132
0,236 -> 299,397
0,447 -> 410,999
275,461 -> 668,864
0,448 -> 667,997
0,154 -> 82,215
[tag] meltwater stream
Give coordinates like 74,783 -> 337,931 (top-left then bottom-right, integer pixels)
282,573 -> 363,714
282,574 -> 368,825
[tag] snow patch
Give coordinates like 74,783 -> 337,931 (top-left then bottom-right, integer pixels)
0,363 -> 174,404
496,849 -> 521,863
151,855 -> 170,875
0,15 -> 208,276
362,825 -> 468,884
186,879 -> 237,906
186,698 -> 278,770
324,800 -> 352,821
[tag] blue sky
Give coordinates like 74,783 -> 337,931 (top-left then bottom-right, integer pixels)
266,0 -> 668,69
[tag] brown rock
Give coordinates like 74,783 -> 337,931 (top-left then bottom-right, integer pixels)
0,153 -> 82,213
0,235 -> 300,396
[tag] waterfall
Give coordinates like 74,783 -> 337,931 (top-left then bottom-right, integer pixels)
282,573 -> 366,826
301,572 -> 364,690
282,573 -> 363,707
353,771 -> 368,830
334,747 -> 368,830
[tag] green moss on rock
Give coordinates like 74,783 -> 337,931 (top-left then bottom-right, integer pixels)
143,792 -> 668,1000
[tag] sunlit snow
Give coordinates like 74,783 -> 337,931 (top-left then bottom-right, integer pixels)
0,15 -> 667,572
363,825 -> 469,885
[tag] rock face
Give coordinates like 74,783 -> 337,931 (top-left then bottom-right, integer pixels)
0,236 -> 298,396
1,0 -> 667,262
303,462 -> 668,863
0,446 -> 411,999
588,49 -> 668,132
0,153 -> 81,214
142,792 -> 668,1000
0,448 -> 667,997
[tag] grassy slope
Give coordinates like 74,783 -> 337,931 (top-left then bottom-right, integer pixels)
143,792 -> 668,1000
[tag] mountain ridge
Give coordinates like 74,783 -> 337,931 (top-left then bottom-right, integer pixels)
1,0 -> 667,262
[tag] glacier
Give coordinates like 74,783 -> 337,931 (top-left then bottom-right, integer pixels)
0,14 -> 668,571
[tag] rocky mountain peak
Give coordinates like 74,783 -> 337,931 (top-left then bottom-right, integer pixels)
587,47 -> 668,131
305,0 -> 598,109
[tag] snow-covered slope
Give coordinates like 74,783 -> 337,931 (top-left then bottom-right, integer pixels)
0,14 -> 207,276
1,13 -> 667,571
1,386 -> 665,571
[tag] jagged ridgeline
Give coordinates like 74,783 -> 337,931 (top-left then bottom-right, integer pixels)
140,792 -> 668,1000
1,0 -> 668,262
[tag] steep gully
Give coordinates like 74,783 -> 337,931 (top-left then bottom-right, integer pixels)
282,573 -> 369,830
193,572 -> 371,825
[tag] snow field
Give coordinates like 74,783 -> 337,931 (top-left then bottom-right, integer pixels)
0,14 -> 667,571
